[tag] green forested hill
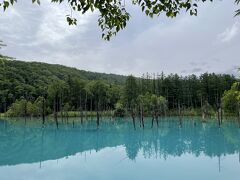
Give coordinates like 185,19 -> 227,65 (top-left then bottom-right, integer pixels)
0,58 -> 126,85
0,57 -> 238,118
0,58 -> 126,112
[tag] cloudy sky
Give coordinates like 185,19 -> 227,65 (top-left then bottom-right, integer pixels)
0,0 -> 239,76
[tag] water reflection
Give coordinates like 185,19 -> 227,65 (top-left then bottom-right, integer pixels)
0,117 -> 240,167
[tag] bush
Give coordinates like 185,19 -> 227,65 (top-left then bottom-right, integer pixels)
114,102 -> 125,117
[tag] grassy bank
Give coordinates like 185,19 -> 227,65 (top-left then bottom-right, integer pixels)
1,111 -> 115,118
1,108 -> 238,120
49,111 -> 115,118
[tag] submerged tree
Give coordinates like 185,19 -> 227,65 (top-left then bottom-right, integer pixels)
90,80 -> 109,128
136,94 -> 147,128
158,95 -> 168,117
48,80 -> 68,127
68,77 -> 86,122
202,100 -> 211,121
34,96 -> 46,124
124,75 -> 138,129
63,102 -> 70,122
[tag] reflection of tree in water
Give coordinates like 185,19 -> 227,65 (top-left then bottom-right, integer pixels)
0,117 -> 239,165
222,122 -> 240,157
124,131 -> 140,160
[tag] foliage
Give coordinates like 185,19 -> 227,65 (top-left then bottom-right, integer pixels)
222,82 -> 240,114
35,96 -> 45,115
63,103 -> 70,112
157,95 -> 168,115
6,97 -> 27,117
0,58 -> 238,117
235,0 -> 240,16
0,58 -> 126,113
114,101 -> 125,117
89,80 -> 109,111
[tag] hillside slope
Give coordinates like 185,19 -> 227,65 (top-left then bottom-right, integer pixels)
0,58 -> 126,85
0,58 -> 126,112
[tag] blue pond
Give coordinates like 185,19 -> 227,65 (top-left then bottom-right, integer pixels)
0,117 -> 240,180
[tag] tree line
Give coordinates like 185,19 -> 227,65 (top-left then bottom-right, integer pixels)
0,59 -> 239,127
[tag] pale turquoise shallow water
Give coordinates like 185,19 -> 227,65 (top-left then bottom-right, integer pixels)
0,117 -> 240,180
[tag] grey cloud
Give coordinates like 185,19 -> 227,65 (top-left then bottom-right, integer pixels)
181,70 -> 187,74
181,68 -> 203,74
223,66 -> 240,77
191,68 -> 203,73
0,1 -> 239,76
212,58 -> 222,62
189,61 -> 208,67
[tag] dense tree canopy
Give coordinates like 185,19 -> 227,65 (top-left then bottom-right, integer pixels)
222,82 -> 240,114
1,0 -> 240,40
0,58 -> 238,119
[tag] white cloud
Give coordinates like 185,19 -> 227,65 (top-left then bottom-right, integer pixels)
35,2 -> 93,45
218,22 -> 239,43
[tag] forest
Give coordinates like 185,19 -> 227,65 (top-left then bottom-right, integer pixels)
0,56 -> 239,126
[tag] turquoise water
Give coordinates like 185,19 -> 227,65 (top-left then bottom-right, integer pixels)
0,117 -> 240,180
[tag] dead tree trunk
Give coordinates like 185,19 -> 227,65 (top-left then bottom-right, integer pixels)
85,92 -> 88,119
141,105 -> 144,129
131,110 -> 136,130
66,111 -> 69,123
201,97 -> 204,120
80,95 -> 83,124
54,96 -> 58,129
42,98 -> 45,125
155,111 -> 159,127
81,107 -> 83,124
138,106 -> 142,127
90,98 -> 93,112
96,101 -> 100,128
151,110 -> 159,128
238,104 -> 240,128
219,98 -> 223,124
60,93 -> 63,123
97,111 -> 100,128
178,101 -> 182,127
217,107 -> 221,127
55,118 -> 59,129
151,113 -> 154,128
24,101 -> 27,124
220,105 -> 223,124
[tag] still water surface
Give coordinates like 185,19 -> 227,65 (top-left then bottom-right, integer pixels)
0,117 -> 240,180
